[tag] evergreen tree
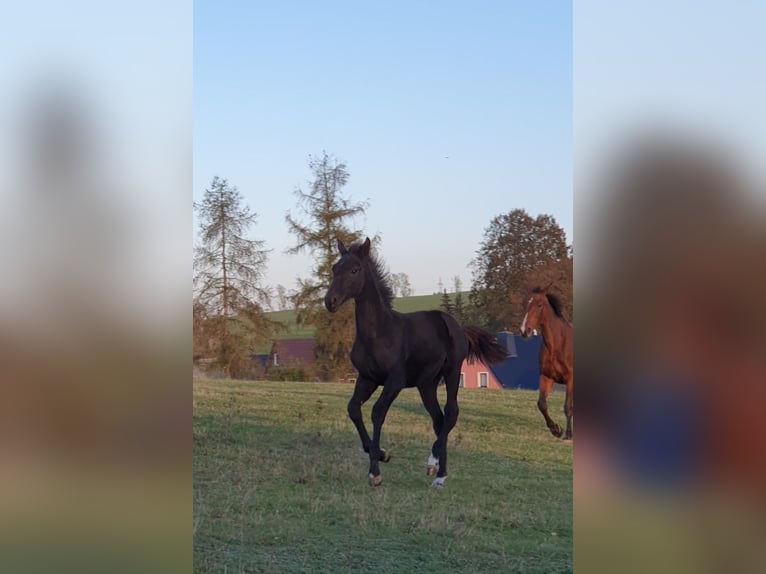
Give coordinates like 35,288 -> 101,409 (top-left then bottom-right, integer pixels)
193,176 -> 272,377
285,152 -> 369,380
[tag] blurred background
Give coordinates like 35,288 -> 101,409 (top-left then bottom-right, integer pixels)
575,1 -> 766,572
3,0 -> 765,572
0,1 -> 190,572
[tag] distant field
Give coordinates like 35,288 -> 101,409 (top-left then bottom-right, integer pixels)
266,309 -> 316,339
193,379 -> 572,573
266,293 -> 464,340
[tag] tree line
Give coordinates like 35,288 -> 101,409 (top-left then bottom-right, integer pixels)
193,152 -> 573,381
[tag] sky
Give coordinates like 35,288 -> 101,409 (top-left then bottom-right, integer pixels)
574,1 -> 766,288
194,1 -> 572,297
575,1 -> 766,176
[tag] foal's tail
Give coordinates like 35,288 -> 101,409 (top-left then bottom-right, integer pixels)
464,326 -> 508,365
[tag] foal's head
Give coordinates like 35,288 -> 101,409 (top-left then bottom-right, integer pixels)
520,283 -> 561,338
324,237 -> 372,313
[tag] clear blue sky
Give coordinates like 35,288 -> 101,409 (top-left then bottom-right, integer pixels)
194,1 -> 572,296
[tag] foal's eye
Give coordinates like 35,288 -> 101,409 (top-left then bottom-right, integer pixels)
351,267 -> 359,274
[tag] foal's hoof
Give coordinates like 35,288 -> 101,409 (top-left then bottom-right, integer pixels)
431,476 -> 446,488
368,473 -> 383,487
426,455 -> 439,476
381,451 -> 391,463
551,425 -> 563,438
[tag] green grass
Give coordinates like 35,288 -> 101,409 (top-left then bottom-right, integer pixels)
265,293 -> 465,340
391,293 -> 445,313
266,309 -> 316,339
193,380 -> 572,573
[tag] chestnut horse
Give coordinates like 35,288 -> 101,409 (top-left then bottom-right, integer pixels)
520,284 -> 573,440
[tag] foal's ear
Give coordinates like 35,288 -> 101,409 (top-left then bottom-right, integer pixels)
359,237 -> 371,257
337,238 -> 348,255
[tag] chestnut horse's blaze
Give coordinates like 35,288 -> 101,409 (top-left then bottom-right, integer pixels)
520,284 -> 573,440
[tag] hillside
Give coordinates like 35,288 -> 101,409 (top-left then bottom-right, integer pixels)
265,292 -> 467,340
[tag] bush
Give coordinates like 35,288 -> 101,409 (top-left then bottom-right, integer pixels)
267,367 -> 309,382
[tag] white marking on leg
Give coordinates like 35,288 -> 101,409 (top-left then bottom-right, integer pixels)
431,476 -> 446,487
520,312 -> 528,335
427,454 -> 439,467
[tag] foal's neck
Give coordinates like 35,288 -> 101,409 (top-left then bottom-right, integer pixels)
354,266 -> 393,337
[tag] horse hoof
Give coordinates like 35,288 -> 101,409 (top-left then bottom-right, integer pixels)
381,451 -> 391,463
562,437 -> 573,443
368,473 -> 382,487
426,455 -> 439,476
431,476 -> 446,488
551,426 -> 563,438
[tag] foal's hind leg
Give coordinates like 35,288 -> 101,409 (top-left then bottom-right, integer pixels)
347,377 -> 390,462
417,381 -> 444,476
538,375 -> 563,438
431,366 -> 460,487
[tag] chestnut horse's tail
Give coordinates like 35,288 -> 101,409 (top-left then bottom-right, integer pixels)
463,326 -> 508,365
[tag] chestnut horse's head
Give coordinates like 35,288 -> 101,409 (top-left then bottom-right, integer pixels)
520,283 -> 557,338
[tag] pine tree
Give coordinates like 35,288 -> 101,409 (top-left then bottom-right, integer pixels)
439,289 -> 454,315
193,176 -> 272,378
285,152 -> 369,381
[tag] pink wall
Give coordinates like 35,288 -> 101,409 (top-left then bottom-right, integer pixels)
459,359 -> 503,389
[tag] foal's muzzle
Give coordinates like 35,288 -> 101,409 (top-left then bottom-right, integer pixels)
324,292 -> 339,313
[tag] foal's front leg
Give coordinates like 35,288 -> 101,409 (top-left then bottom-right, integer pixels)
367,374 -> 404,486
347,376 -> 389,460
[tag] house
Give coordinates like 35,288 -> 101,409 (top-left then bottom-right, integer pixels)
490,332 -> 543,390
253,330 -> 543,387
268,338 -> 316,370
460,357 -> 504,389
459,331 -> 542,390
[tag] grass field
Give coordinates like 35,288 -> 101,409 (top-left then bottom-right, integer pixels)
193,379 -> 572,574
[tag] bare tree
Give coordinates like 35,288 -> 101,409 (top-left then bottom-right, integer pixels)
275,284 -> 290,311
389,272 -> 412,298
390,273 -> 402,297
397,272 -> 412,297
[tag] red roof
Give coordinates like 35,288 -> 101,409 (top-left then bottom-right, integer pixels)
272,338 -> 316,366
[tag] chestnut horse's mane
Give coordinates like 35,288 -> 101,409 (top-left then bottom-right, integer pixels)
531,286 -> 565,319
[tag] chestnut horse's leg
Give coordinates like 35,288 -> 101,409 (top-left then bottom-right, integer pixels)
347,376 -> 389,462
564,379 -> 573,440
538,375 -> 563,438
367,375 -> 404,486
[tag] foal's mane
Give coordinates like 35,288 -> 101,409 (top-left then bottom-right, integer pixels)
531,286 -> 565,319
348,241 -> 394,308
